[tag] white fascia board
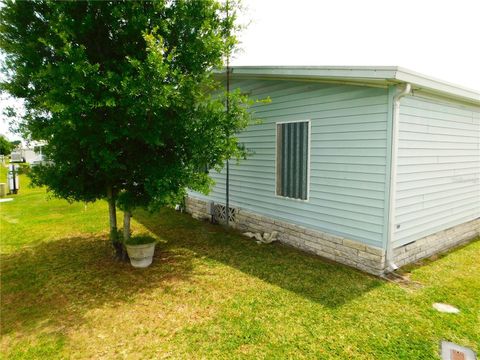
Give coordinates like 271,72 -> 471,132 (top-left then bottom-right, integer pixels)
222,66 -> 399,89
394,67 -> 480,105
230,66 -> 398,81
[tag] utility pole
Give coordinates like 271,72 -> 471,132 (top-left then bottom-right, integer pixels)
225,0 -> 230,227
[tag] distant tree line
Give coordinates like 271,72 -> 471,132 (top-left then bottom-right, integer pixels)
0,135 -> 20,155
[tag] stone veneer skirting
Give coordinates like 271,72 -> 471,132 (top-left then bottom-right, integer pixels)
186,197 -> 386,275
186,196 -> 480,275
393,217 -> 480,267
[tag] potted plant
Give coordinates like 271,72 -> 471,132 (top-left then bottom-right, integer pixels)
125,236 -> 156,268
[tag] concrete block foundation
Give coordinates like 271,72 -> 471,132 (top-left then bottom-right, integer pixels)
393,218 -> 480,267
185,196 -> 479,275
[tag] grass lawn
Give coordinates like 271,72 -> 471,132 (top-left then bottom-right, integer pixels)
1,168 -> 479,359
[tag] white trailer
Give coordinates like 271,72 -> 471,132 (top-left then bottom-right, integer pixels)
10,149 -> 24,163
10,143 -> 45,164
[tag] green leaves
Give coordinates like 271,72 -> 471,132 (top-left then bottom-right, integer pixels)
0,0 -> 251,216
0,135 -> 15,155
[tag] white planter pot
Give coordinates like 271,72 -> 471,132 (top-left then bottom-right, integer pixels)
126,242 -> 156,268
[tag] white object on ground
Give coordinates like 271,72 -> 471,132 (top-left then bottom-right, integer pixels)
0,198 -> 13,203
440,341 -> 477,360
125,243 -> 156,268
433,303 -> 460,314
254,233 -> 263,242
243,231 -> 278,244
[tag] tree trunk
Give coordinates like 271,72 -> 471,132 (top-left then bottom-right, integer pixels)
123,210 -> 132,243
119,210 -> 132,262
107,186 -> 127,261
106,186 -> 117,241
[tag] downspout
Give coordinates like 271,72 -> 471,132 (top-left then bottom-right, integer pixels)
386,83 -> 412,271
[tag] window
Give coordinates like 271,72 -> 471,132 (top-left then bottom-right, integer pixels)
276,121 -> 309,200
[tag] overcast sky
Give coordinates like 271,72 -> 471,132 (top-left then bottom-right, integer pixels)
2,0 -> 479,140
234,0 -> 480,90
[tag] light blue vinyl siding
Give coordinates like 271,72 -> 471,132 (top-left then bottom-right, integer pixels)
394,95 -> 480,247
191,80 -> 390,247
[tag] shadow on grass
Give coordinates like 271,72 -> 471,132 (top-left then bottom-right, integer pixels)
1,208 -> 383,339
134,208 -> 383,309
0,234 -> 195,337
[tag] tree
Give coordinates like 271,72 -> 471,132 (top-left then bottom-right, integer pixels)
0,0 -> 252,259
0,135 -> 14,155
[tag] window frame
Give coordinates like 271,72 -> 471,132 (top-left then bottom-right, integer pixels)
274,119 -> 311,202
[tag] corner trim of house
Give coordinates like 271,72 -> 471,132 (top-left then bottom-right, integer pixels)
383,85 -> 396,252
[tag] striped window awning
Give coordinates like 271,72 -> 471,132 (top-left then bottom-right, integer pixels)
276,121 -> 309,200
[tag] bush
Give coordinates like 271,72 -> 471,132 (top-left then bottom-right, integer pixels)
125,236 -> 156,246
17,163 -> 30,175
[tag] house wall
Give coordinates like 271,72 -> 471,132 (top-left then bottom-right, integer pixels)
394,94 -> 480,248
190,79 -> 390,248
23,149 -> 43,164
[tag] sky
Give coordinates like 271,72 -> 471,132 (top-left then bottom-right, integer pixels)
1,0 -> 479,140
233,0 -> 480,90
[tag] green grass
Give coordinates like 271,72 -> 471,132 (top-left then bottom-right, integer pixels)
1,168 -> 479,359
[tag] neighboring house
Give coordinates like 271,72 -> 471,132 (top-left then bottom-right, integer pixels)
9,149 -> 24,163
10,142 -> 45,164
187,66 -> 480,275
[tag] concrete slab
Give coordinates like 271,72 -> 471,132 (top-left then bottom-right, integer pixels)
441,341 -> 477,360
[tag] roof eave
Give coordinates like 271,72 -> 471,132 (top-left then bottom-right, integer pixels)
215,66 -> 480,106
394,67 -> 480,105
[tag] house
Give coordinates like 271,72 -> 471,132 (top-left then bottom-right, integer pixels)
186,66 -> 480,275
10,142 -> 45,165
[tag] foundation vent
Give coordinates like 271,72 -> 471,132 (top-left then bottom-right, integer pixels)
214,204 -> 236,224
